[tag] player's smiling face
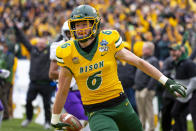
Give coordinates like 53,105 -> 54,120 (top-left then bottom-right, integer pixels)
75,20 -> 92,38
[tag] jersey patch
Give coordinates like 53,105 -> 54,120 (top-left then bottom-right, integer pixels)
72,57 -> 80,64
99,39 -> 109,56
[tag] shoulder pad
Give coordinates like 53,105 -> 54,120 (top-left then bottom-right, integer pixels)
112,30 -> 122,46
101,30 -> 121,44
56,41 -> 72,60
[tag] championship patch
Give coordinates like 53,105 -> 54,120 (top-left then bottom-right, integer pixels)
99,39 -> 109,56
100,39 -> 108,46
99,46 -> 109,52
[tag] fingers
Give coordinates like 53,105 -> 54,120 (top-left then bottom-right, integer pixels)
171,84 -> 186,97
174,91 -> 181,97
52,123 -> 71,130
176,85 -> 186,97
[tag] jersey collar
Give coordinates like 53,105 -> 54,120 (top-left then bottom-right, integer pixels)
74,36 -> 98,61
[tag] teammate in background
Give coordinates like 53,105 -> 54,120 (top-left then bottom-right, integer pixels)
51,5 -> 187,131
49,21 -> 89,130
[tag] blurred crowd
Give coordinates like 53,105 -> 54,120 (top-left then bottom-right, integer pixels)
0,0 -> 196,130
0,0 -> 196,59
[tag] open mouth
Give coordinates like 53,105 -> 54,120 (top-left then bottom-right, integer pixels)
77,30 -> 88,36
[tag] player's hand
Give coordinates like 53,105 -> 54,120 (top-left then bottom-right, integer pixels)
51,122 -> 71,130
165,78 -> 187,97
51,114 -> 71,130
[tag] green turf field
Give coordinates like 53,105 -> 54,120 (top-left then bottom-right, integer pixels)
1,119 -> 53,131
0,118 -> 194,131
187,121 -> 194,131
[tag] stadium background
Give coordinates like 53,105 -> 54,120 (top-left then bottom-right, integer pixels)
0,0 -> 196,130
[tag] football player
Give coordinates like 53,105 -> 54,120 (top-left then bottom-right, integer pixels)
49,21 -> 89,130
51,5 -> 187,131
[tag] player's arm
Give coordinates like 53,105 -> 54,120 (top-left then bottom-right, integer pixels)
116,48 -> 162,80
49,41 -> 60,80
115,48 -> 187,97
49,60 -> 59,80
51,67 -> 72,129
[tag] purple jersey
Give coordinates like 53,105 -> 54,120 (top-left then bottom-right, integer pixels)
0,100 -> 3,111
64,91 -> 88,121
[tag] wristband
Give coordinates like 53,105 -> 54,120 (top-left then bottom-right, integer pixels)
158,75 -> 168,85
51,114 -> 61,124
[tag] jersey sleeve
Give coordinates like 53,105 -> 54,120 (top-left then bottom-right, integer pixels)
56,42 -> 72,70
50,42 -> 59,60
112,30 -> 124,52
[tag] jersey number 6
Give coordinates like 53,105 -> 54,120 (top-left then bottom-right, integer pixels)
87,71 -> 102,90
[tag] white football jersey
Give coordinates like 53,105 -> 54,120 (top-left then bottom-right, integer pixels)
50,40 -> 65,60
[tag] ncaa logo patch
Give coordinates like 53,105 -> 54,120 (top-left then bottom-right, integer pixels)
99,39 -> 109,56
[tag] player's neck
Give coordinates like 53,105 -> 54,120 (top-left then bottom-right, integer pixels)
78,38 -> 95,48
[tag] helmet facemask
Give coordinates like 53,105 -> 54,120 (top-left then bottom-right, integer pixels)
69,18 -> 100,41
